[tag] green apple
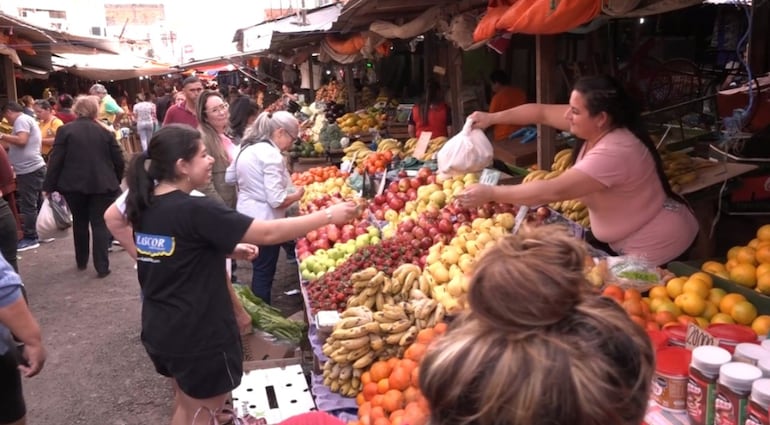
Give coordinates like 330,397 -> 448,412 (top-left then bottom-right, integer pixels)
367,226 -> 379,237
355,234 -> 370,249
369,236 -> 381,246
301,269 -> 316,281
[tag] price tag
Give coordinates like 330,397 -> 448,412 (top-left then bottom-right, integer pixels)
479,168 -> 501,186
412,131 -> 432,159
340,160 -> 353,173
686,323 -> 719,350
376,171 -> 388,195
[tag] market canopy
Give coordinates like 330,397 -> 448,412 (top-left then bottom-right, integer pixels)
53,53 -> 174,81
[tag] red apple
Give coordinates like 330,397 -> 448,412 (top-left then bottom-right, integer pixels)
441,211 -> 453,221
476,206 -> 492,218
398,178 -> 411,192
409,178 -> 422,190
425,203 -> 441,219
417,167 -> 432,180
355,226 -> 368,236
306,230 -> 319,242
456,213 -> 469,224
412,226 -> 427,240
410,238 -> 422,249
327,226 -> 340,243
374,209 -> 385,221
388,197 -> 405,211
426,175 -> 436,184
373,194 -> 386,205
388,181 -> 400,193
342,224 -> 355,234
419,237 -> 433,250
400,219 -> 415,233
406,188 -> 417,200
432,233 -> 449,245
398,170 -> 408,178
427,226 -> 440,239
396,192 -> 408,202
418,254 -> 428,268
437,219 -> 453,234
453,222 -> 462,231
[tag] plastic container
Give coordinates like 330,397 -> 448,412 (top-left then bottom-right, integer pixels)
652,347 -> 692,411
647,329 -> 669,351
761,339 -> 770,353
714,362 -> 762,425
759,358 -> 770,378
708,324 -> 758,354
734,343 -> 770,366
746,378 -> 770,425
664,324 -> 688,348
687,345 -> 733,425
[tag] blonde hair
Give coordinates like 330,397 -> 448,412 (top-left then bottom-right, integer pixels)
196,90 -> 228,163
419,225 -> 654,425
72,95 -> 100,119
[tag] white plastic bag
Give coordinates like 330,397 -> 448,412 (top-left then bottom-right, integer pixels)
36,197 -> 59,239
437,117 -> 494,178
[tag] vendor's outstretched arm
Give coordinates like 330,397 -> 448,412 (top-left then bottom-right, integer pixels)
472,104 -> 571,133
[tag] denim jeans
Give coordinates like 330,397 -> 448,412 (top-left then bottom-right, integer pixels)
251,244 -> 280,304
136,121 -> 155,152
15,166 -> 45,240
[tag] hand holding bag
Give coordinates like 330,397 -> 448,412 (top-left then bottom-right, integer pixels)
436,117 -> 494,178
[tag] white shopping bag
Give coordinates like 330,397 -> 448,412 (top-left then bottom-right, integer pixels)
437,117 -> 494,178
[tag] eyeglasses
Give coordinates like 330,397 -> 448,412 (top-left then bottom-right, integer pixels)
207,103 -> 229,114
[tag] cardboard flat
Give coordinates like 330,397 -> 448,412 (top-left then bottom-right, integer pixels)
241,330 -> 300,363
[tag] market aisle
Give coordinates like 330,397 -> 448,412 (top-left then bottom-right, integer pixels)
17,233 -> 303,424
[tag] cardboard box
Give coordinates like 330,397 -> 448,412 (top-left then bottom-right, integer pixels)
241,330 -> 300,363
234,357 -> 316,424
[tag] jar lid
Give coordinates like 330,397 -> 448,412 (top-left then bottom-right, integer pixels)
647,329 -> 669,351
758,357 -> 770,376
656,347 -> 691,376
663,324 -> 687,343
752,378 -> 770,397
692,345 -> 732,375
708,324 -> 757,343
719,362 -> 763,390
735,343 -> 770,362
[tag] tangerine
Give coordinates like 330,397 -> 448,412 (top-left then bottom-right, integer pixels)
410,366 -> 419,387
689,272 -> 714,289
654,311 -> 677,326
416,329 -> 436,344
666,277 -> 687,299
371,406 -> 386,420
363,382 -> 379,401
370,361 -> 392,382
702,301 -> 719,320
389,367 -> 411,391
602,284 -> 624,303
758,224 -> 770,241
377,378 -> 390,394
709,288 -> 727,306
726,259 -> 740,272
433,322 -> 448,335
623,299 -> 644,317
648,286 -> 669,300
758,273 -> 770,295
403,387 -> 421,404
361,371 -> 372,386
404,343 -> 427,362
382,389 -> 405,413
756,246 -> 770,264
357,393 -> 366,406
711,312 -> 735,324
719,293 -> 747,314
749,238 -> 762,249
727,246 -> 742,261
757,263 -> 770,279
729,263 -> 757,288
751,315 -> 770,336
702,260 -> 728,275
731,300 -> 758,325
680,293 -> 707,316
624,288 -> 642,301
683,279 -> 710,299
373,418 -> 389,425
736,247 -> 757,265
399,359 -> 418,374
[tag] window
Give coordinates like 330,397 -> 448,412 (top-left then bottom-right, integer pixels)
49,10 -> 66,19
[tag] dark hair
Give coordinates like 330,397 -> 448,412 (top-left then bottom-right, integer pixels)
419,81 -> 442,126
125,124 -> 202,229
34,99 -> 53,110
490,70 -> 509,85
47,97 -> 57,108
2,102 -> 23,113
58,94 -> 73,109
571,75 -> 688,206
228,96 -> 260,140
182,76 -> 201,87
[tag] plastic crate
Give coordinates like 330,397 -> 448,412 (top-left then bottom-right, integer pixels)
233,358 -> 317,423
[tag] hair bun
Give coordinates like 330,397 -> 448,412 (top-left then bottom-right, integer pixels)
467,225 -> 592,330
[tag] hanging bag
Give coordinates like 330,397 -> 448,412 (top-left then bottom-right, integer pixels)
436,117 -> 494,178
48,192 -> 72,230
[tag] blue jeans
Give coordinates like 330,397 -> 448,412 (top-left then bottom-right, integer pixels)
136,121 -> 154,152
251,244 -> 280,304
16,166 -> 45,240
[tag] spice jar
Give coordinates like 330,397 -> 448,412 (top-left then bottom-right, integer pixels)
734,343 -> 770,366
653,347 -> 691,411
758,358 -> 770,378
709,324 -> 758,354
664,324 -> 687,348
688,345 -> 732,425
745,378 -> 770,425
715,362 -> 762,425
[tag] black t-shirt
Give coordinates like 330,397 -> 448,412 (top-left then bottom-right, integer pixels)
136,191 -> 253,355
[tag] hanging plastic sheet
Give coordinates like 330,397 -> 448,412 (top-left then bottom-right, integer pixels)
369,6 -> 442,39
495,0 -> 603,35
473,0 -> 518,43
602,0 -> 704,17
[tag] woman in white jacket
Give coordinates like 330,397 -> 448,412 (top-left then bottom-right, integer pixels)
226,111 -> 304,304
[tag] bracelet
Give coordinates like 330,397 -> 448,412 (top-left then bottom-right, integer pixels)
324,209 -> 333,223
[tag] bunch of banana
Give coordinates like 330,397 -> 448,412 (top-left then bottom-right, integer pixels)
551,148 -> 573,172
661,150 -> 697,193
549,199 -> 590,227
421,137 -> 449,160
402,137 -> 419,157
347,264 -> 426,310
321,306 -> 381,397
376,138 -> 402,157
407,288 -> 446,331
341,141 -> 373,166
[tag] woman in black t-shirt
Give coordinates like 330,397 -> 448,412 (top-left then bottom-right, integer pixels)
123,124 -> 359,425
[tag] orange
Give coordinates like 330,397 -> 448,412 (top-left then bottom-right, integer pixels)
711,313 -> 735,324
680,293 -> 707,316
749,238 -> 762,249
757,224 -> 770,241
757,274 -> 770,295
656,299 -> 682,317
677,315 -> 698,326
363,382 -> 379,401
757,263 -> 770,278
751,315 -> 770,336
646,321 -> 661,332
730,300 -> 758,325
382,389 -> 405,413
416,329 -> 436,344
433,322 -> 448,335
361,371 -> 372,386
695,317 -> 711,328
727,246 -> 742,261
404,343 -> 427,362
756,246 -> 770,264
702,301 -> 719,320
371,406 -> 386,419
402,387 -> 421,404
410,366 -> 419,387
689,272 -> 714,289
654,311 -> 677,326
709,288 -> 727,306
736,247 -> 757,265
726,259 -> 740,272
729,263 -> 757,288
719,293 -> 747,315
623,299 -> 644,317
370,361 -> 392,383
666,277 -> 687,299
602,284 -> 624,303
624,288 -> 642,302
387,358 -> 400,369
377,378 -> 390,394
398,359 -> 418,375
373,418 -> 389,425
702,261 -> 727,275
371,395 -> 385,409
389,367 -> 411,391
357,393 -> 366,406
649,286 -> 669,300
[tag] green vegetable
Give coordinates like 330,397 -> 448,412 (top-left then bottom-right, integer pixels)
617,270 -> 659,282
233,284 -> 306,344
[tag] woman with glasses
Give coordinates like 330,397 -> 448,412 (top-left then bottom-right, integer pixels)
225,111 -> 305,304
196,90 -> 237,208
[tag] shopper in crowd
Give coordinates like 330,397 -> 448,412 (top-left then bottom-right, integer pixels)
163,76 -> 203,128
461,75 -> 698,265
89,84 -> 124,130
225,111 -> 305,304
55,94 -> 77,124
408,80 -> 451,138
0,102 -> 46,252
18,96 -> 35,118
42,96 -> 124,278
196,90 -> 236,207
0,147 -> 18,273
118,96 -> 135,130
123,124 -> 357,425
173,91 -> 185,107
487,70 -> 527,142
419,225 -> 654,425
228,96 -> 260,146
133,93 -> 158,152
154,85 -> 172,124
33,99 -> 63,160
0,254 -> 46,425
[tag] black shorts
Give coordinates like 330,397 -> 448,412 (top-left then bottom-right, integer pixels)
146,344 -> 243,400
0,349 -> 26,423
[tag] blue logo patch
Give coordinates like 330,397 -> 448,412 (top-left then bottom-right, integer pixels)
135,232 -> 175,257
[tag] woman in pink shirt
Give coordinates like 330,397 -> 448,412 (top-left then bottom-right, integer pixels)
461,75 -> 697,266
197,90 -> 237,208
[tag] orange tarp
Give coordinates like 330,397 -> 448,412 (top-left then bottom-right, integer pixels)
473,0 -> 517,43
474,0 -> 602,41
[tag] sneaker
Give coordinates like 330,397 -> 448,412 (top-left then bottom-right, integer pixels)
40,237 -> 55,244
17,238 -> 40,252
